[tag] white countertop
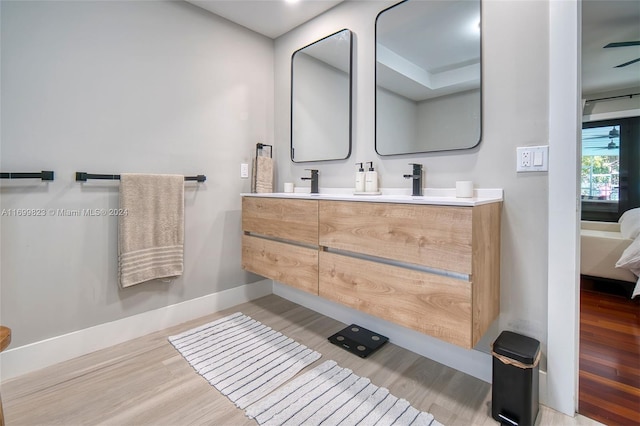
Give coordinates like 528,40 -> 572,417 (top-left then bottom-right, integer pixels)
241,188 -> 503,206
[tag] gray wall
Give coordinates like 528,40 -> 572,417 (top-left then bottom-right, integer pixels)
0,0 -> 273,347
275,0 -> 550,354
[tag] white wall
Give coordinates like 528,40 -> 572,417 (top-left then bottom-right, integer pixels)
0,0 -> 274,348
274,0 -> 550,383
547,0 -> 581,414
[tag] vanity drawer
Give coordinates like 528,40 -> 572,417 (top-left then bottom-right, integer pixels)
319,201 -> 473,274
242,197 -> 318,245
319,251 -> 473,348
242,235 -> 318,295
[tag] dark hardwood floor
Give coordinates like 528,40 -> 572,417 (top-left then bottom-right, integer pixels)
579,278 -> 640,425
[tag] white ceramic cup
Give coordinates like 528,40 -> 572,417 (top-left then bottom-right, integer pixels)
456,181 -> 474,198
284,182 -> 294,193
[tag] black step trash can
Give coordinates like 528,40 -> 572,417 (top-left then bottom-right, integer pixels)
491,331 -> 541,426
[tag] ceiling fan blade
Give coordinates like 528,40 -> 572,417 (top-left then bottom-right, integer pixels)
614,57 -> 640,68
604,41 -> 640,48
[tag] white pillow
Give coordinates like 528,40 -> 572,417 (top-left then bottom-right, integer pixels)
616,235 -> 640,276
619,208 -> 640,240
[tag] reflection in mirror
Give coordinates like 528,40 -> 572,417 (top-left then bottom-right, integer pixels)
291,29 -> 353,163
375,0 -> 481,155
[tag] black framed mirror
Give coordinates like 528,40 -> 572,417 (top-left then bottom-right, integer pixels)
375,0 -> 482,155
291,29 -> 353,162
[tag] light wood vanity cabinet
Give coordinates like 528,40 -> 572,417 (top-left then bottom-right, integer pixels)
241,195 -> 501,349
318,200 -> 501,349
241,197 -> 319,295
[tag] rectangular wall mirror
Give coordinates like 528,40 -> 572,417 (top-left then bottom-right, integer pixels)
375,0 -> 482,155
291,29 -> 353,163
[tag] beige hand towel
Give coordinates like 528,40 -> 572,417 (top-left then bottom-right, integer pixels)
118,174 -> 184,288
254,156 -> 273,193
251,159 -> 257,193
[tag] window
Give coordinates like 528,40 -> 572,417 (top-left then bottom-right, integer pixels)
581,116 -> 640,222
581,125 -> 620,200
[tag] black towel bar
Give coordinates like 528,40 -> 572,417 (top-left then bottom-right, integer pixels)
75,172 -> 206,182
0,171 -> 54,181
256,143 -> 272,158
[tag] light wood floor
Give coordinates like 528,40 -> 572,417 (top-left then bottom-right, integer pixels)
1,295 -> 601,425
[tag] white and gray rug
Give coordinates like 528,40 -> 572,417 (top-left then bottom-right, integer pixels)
246,360 -> 443,426
168,312 -> 321,409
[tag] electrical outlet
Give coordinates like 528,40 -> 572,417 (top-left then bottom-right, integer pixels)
240,163 -> 249,179
517,145 -> 549,172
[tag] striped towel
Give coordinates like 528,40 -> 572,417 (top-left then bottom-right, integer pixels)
118,173 -> 184,288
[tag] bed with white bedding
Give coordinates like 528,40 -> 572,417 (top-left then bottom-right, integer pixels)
580,208 -> 640,298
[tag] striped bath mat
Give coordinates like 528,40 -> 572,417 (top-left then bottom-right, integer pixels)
246,360 -> 443,426
168,312 -> 321,409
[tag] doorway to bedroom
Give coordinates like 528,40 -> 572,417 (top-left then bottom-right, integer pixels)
579,0 -> 639,421
578,116 -> 640,424
578,117 -> 640,424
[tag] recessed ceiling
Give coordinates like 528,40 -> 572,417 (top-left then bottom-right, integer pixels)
582,0 -> 640,95
185,0 -> 345,39
376,0 -> 480,101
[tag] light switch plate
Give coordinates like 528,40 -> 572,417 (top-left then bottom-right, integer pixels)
240,163 -> 249,179
517,145 -> 549,172
533,150 -> 543,166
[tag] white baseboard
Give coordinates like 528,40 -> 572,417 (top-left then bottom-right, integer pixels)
0,279 -> 272,381
539,369 -> 548,407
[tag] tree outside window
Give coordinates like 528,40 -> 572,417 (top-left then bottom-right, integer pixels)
581,125 -> 620,202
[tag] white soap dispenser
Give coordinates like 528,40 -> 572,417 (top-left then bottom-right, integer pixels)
355,162 -> 365,193
365,161 -> 378,193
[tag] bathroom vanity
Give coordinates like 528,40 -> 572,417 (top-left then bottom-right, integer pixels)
241,190 -> 502,349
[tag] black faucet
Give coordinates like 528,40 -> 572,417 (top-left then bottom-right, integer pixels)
301,169 -> 319,194
403,163 -> 423,196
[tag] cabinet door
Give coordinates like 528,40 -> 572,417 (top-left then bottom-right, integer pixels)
243,197 -> 318,245
319,201 -> 472,274
242,235 -> 318,295
319,251 -> 473,348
